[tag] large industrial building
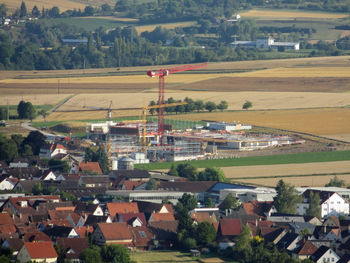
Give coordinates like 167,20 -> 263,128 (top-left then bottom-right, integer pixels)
231,37 -> 300,50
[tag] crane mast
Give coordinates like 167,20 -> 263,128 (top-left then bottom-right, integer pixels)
147,63 -> 207,144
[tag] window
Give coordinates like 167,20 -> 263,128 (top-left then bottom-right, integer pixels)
331,202 -> 334,204
337,201 -> 341,204
139,231 -> 146,238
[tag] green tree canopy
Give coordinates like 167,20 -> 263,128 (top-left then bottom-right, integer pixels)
23,130 -> 46,155
306,191 -> 321,219
195,221 -> 216,247
101,244 -> 132,263
167,163 -> 178,176
17,100 -> 36,120
242,100 -> 253,110
84,146 -> 109,174
326,175 -> 345,187
205,101 -> 216,112
20,1 -> 27,17
217,100 -> 228,111
176,163 -> 198,181
79,247 -> 102,263
273,179 -> 301,214
220,193 -> 240,211
198,167 -> 226,182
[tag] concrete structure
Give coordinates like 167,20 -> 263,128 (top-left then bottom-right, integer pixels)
220,187 -> 277,203
106,190 -> 187,204
207,122 -> 252,131
118,156 -> 134,170
231,37 -> 300,50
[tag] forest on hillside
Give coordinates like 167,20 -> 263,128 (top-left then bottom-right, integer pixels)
0,0 -> 349,70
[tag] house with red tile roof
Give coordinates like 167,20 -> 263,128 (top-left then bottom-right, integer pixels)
0,176 -> 17,190
217,218 -> 242,250
69,226 -> 93,238
78,162 -> 102,175
107,202 -> 139,219
92,222 -> 133,246
120,180 -> 147,190
1,237 -> 24,256
148,212 -> 175,223
190,212 -> 217,224
130,226 -> 154,249
17,241 -> 58,263
23,232 -> 51,242
292,240 -> 318,261
56,237 -> 89,262
241,200 -> 276,219
117,213 -> 147,227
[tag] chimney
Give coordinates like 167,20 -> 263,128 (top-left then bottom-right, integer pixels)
323,224 -> 327,234
19,213 -> 22,219
255,219 -> 258,227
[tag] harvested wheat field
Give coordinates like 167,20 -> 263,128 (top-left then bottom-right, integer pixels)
0,94 -> 70,106
55,92 -> 350,111
81,16 -> 139,22
236,174 -> 350,187
168,108 -> 350,136
223,161 -> 350,179
135,21 -> 197,34
239,9 -> 349,19
2,0 -> 86,12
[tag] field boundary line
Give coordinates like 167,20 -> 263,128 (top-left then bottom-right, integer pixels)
229,171 -> 350,180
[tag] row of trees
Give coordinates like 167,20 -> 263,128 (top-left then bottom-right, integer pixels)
0,131 -> 45,163
149,97 -> 228,115
168,163 -> 226,182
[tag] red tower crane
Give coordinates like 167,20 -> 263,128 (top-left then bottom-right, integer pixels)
147,62 -> 207,144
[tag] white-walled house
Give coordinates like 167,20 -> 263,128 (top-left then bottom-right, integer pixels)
310,246 -> 339,263
40,143 -> 67,159
0,177 -> 17,190
297,190 -> 349,218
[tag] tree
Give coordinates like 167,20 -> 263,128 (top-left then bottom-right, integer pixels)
194,100 -> 204,112
31,5 -> 40,17
148,100 -> 156,115
235,224 -> 252,250
220,193 -> 240,210
306,191 -> 321,219
17,100 -> 36,120
242,100 -> 253,110
0,3 -> 7,17
22,131 -> 45,155
217,100 -> 228,111
145,178 -> 157,190
195,221 -> 216,246
0,135 -> 18,162
182,237 -> 197,249
84,146 -> 109,174
32,182 -> 43,195
79,247 -> 102,263
48,159 -> 69,173
48,6 -> 60,17
101,244 -> 132,263
273,180 -> 301,214
205,101 -> 216,112
38,109 -> 47,122
20,1 -> 27,17
168,164 -> 178,176
326,175 -> 345,187
84,6 -> 94,16
177,163 -> 198,181
0,107 -> 7,120
101,4 -> 112,13
198,167 -> 226,182
204,197 -> 215,208
176,193 -> 197,212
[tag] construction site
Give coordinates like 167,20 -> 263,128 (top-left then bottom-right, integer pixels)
83,63 -> 305,169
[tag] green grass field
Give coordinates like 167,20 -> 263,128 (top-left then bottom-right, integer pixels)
135,150 -> 350,170
130,251 -> 198,263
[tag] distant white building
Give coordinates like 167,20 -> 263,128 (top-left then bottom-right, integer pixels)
206,122 -> 252,131
296,189 -> 349,218
231,37 -> 300,50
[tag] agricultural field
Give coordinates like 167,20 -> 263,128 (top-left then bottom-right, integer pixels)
235,174 -> 350,188
239,9 -> 349,20
1,0 -> 87,12
135,21 -> 198,34
167,108 -> 350,138
223,161 -> 350,187
130,251 -> 198,263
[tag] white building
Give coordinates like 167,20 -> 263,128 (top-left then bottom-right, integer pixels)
207,122 -> 252,131
231,37 -> 300,50
296,189 -> 349,218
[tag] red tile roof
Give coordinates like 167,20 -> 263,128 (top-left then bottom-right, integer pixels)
0,212 -> 14,225
74,226 -> 93,237
219,218 -> 242,236
23,232 -> 51,242
150,213 -> 175,222
122,181 -> 146,190
107,202 -> 139,218
24,241 -> 58,259
296,240 -> 318,255
97,222 -> 133,242
130,226 -> 153,248
242,200 -> 273,218
0,224 -> 16,235
49,210 -> 71,221
118,213 -> 147,226
56,237 -> 89,260
79,162 -> 102,175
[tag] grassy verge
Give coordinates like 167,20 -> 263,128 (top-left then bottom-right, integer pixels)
135,150 -> 350,170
